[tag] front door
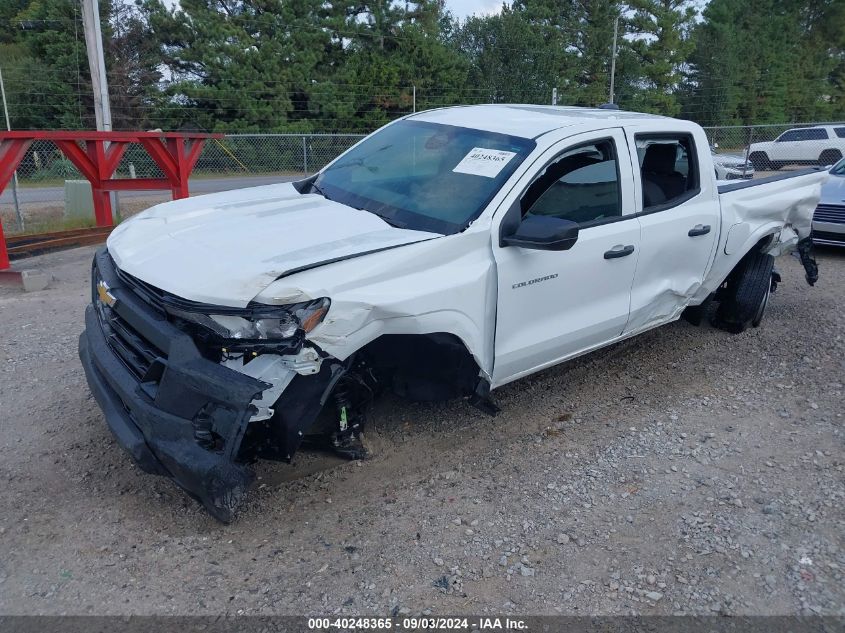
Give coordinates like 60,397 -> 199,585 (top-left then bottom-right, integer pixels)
492,129 -> 640,386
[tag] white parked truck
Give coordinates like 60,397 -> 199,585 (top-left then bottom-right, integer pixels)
748,124 -> 845,169
79,105 -> 826,521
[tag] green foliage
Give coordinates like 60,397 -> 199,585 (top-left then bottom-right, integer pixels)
451,6 -> 565,103
627,0 -> 696,116
0,0 -> 842,131
3,0 -> 93,129
685,0 -> 845,125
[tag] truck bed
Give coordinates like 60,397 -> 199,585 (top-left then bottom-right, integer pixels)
717,167 -> 828,248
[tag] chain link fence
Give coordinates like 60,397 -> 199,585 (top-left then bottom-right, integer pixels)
702,122 -> 845,175
3,123 -> 844,233
10,123 -> 844,185
7,133 -> 367,184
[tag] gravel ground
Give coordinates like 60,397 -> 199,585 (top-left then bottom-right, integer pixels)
0,244 -> 843,617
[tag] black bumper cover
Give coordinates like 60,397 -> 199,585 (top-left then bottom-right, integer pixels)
79,249 -> 277,522
79,304 -> 266,522
80,250 -> 342,522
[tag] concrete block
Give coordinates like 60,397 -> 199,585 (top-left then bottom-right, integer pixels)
21,269 -> 51,292
64,180 -> 95,219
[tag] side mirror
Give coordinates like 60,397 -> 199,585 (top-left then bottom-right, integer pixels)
501,215 -> 579,251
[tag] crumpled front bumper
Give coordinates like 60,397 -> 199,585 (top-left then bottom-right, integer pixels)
78,249 -> 275,522
79,307 -> 264,522
79,249 -> 344,521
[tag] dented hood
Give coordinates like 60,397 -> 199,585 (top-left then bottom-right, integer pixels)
107,183 -> 440,307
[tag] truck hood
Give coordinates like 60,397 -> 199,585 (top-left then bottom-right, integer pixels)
107,183 -> 440,307
713,152 -> 748,165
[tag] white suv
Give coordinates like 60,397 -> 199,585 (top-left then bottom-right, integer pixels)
748,125 -> 845,169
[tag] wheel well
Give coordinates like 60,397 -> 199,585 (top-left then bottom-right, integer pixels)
716,235 -> 775,296
359,333 -> 482,401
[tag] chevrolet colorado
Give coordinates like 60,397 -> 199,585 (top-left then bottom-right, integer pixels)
79,105 -> 826,521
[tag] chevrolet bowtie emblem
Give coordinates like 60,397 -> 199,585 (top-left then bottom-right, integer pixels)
97,280 -> 117,308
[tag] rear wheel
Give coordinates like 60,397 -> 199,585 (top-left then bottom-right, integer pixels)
713,249 -> 775,333
749,152 -> 770,170
819,149 -> 843,166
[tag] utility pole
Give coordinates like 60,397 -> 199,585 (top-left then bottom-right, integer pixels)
81,0 -> 112,132
609,15 -> 619,104
81,0 -> 118,216
0,66 -> 24,230
413,85 -> 416,113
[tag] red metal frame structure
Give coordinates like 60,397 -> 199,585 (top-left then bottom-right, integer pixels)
0,131 -> 222,271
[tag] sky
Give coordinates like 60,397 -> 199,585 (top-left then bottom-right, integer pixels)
448,0 -> 505,19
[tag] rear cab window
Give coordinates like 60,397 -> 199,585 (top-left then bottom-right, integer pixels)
634,134 -> 700,211
834,127 -> 845,139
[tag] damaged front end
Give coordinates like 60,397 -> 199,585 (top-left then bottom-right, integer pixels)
78,249 -> 345,522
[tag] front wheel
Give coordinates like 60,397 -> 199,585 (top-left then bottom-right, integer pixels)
713,250 -> 775,333
749,152 -> 770,170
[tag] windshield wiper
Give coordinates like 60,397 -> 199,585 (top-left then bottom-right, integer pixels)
368,209 -> 407,229
309,180 -> 331,201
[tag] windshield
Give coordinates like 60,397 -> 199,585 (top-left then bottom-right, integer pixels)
313,120 -> 536,234
831,157 -> 845,176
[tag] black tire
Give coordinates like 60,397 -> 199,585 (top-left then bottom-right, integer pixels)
819,149 -> 842,166
749,152 -> 770,170
713,249 -> 775,333
751,278 -> 771,328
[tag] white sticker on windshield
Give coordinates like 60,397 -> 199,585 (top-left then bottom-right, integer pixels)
452,147 -> 517,178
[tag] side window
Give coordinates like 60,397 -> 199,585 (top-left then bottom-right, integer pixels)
835,128 -> 845,139
521,139 -> 621,225
785,128 -> 829,141
635,134 -> 699,210
805,128 -> 829,140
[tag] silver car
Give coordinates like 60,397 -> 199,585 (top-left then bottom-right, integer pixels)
712,147 -> 755,180
813,157 -> 845,246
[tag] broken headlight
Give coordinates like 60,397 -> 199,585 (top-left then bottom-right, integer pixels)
174,298 -> 330,342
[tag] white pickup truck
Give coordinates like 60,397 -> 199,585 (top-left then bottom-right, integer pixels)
79,105 -> 825,521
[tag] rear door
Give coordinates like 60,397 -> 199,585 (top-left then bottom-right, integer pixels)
622,127 -> 720,333
491,129 -> 640,385
797,128 -> 829,161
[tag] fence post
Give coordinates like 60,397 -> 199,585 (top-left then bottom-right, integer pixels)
744,126 -> 754,175
302,136 -> 308,176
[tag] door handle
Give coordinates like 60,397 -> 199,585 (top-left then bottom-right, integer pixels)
604,244 -> 635,259
688,224 -> 711,237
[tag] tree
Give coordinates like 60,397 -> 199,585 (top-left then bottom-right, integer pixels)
106,2 -> 164,130
627,0 -> 697,116
313,0 -> 467,131
140,0 -> 336,131
6,0 -> 97,129
451,7 -> 558,104
0,0 -> 27,44
685,0 -> 845,125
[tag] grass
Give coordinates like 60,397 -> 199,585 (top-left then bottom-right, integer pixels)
4,215 -> 99,236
